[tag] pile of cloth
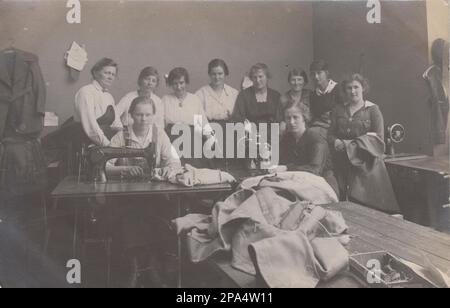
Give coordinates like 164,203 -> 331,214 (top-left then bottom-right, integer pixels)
152,163 -> 235,187
174,171 -> 350,288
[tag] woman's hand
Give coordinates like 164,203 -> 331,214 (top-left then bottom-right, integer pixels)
268,165 -> 288,174
334,139 -> 346,152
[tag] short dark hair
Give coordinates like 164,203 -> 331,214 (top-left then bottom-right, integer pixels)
129,96 -> 156,115
138,66 -> 160,87
309,59 -> 329,72
431,38 -> 447,69
249,63 -> 271,79
288,67 -> 308,85
208,59 -> 229,76
283,101 -> 311,124
166,67 -> 189,86
91,58 -> 118,79
341,73 -> 370,95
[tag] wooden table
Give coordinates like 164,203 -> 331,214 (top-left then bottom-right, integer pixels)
208,201 -> 450,288
50,176 -> 233,287
385,155 -> 449,230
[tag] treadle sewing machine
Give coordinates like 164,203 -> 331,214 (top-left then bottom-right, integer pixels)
83,144 -> 156,183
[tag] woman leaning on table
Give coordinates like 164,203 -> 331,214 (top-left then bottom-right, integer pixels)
74,57 -> 123,146
328,73 -> 399,213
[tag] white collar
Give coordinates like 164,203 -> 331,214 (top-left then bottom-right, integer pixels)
129,125 -> 153,145
316,79 -> 337,96
92,80 -> 108,92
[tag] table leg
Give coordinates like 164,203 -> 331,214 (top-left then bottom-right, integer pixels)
177,195 -> 182,288
73,207 -> 79,259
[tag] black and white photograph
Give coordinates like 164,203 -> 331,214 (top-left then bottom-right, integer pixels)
0,0 -> 449,290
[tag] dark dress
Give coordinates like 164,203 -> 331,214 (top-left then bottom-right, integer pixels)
232,86 -> 282,124
279,129 -> 338,196
328,101 -> 398,213
309,82 -> 343,138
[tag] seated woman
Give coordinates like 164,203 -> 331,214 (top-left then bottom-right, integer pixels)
196,59 -> 238,123
162,67 -> 215,167
196,59 -> 238,168
278,101 -> 338,195
328,73 -> 399,213
232,63 -> 282,125
280,67 -> 312,135
106,96 -> 181,288
309,60 -> 343,139
74,58 -> 123,146
116,66 -> 164,129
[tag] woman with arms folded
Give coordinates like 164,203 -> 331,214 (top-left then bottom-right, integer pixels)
74,58 -> 122,146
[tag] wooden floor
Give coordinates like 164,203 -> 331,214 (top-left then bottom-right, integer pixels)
208,201 -> 450,288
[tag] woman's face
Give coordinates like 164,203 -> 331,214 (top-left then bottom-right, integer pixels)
289,75 -> 305,93
95,66 -> 117,90
311,70 -> 328,90
171,76 -> 187,98
345,80 -> 364,104
251,69 -> 268,90
285,107 -> 306,136
131,103 -> 154,129
209,66 -> 226,88
139,75 -> 158,93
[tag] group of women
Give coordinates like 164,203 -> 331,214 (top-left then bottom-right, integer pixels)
73,57 -> 388,287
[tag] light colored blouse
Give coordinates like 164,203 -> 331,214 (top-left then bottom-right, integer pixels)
116,90 -> 164,129
162,92 -> 212,135
108,124 -> 181,169
195,84 -> 238,121
74,80 -> 122,146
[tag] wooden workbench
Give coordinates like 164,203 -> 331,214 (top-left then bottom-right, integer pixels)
207,201 -> 450,288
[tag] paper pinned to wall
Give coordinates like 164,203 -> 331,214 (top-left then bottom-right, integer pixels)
66,41 -> 88,71
44,112 -> 59,127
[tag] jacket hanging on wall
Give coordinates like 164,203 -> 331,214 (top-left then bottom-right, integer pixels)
423,64 -> 449,145
0,48 -> 47,198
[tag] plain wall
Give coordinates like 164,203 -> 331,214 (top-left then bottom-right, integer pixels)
312,0 -> 433,155
0,0 -> 314,125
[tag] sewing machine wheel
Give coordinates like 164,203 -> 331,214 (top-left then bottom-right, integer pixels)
389,124 -> 405,143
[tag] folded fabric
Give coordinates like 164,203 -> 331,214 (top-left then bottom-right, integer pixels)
152,163 -> 236,187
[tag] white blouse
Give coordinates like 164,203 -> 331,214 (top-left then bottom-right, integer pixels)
162,92 -> 213,135
195,84 -> 238,121
74,80 -> 122,146
108,125 -> 181,169
116,90 -> 164,129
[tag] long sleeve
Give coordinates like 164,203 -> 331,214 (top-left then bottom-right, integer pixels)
32,58 -> 46,115
327,107 -> 339,147
232,91 -> 247,122
287,133 -> 329,176
369,105 -> 384,139
158,130 -> 181,168
75,88 -> 110,146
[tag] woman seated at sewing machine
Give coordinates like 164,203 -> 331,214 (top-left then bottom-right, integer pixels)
275,100 -> 339,195
105,96 -> 181,287
106,96 -> 180,177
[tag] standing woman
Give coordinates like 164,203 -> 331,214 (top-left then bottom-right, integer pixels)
116,66 -> 164,129
196,59 -> 238,124
309,60 -> 343,139
74,58 -> 122,146
328,73 -> 398,213
232,63 -> 282,125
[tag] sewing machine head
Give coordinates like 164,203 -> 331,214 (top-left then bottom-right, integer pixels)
87,143 -> 156,183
